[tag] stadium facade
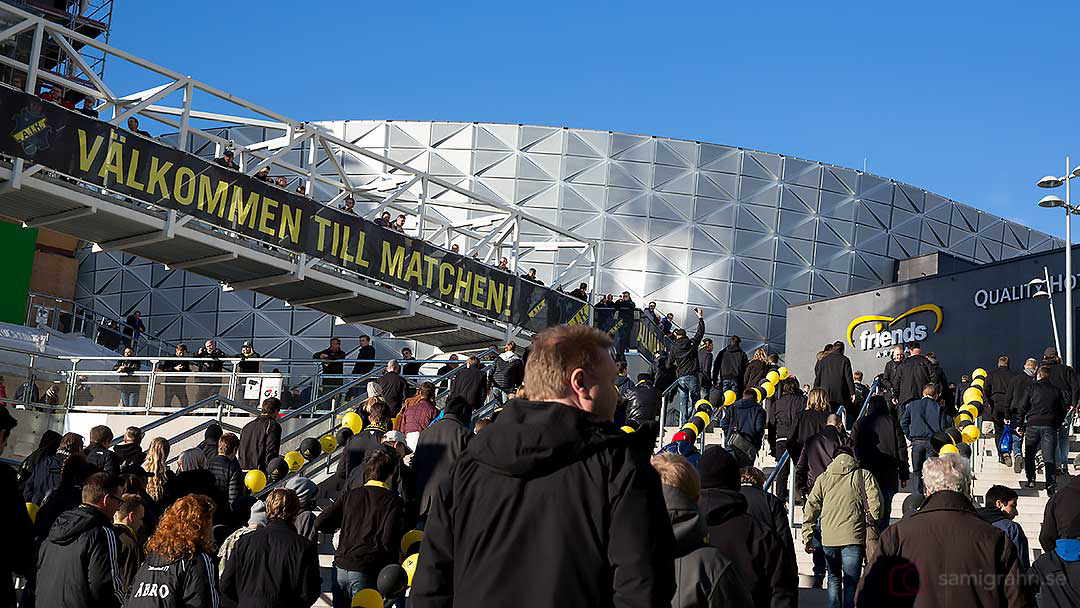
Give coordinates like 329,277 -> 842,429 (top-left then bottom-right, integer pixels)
75,121 -> 1060,358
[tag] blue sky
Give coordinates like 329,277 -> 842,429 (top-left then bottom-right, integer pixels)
108,1 -> 1080,238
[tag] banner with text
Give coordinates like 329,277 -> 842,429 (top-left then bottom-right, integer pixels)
0,87 -> 588,329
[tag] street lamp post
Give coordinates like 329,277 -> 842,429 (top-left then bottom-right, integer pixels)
1036,156 -> 1080,367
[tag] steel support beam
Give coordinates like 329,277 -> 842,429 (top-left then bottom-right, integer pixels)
165,252 -> 238,270
393,325 -> 462,339
288,291 -> 358,307
227,273 -> 297,292
341,309 -> 411,324
96,231 -> 172,251
22,207 -> 97,228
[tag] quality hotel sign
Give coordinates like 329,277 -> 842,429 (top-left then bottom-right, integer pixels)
973,272 -> 1080,310
847,304 -> 944,352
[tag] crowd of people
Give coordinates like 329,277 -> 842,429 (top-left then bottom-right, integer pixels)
4,315 -> 1080,607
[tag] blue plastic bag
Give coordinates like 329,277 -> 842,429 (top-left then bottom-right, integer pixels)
999,422 -> 1012,453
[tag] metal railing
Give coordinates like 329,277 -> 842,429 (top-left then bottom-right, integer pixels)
25,291 -> 176,357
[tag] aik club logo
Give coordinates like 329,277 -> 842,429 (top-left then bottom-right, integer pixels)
10,100 -> 51,155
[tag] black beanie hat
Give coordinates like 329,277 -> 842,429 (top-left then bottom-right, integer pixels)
698,446 -> 739,490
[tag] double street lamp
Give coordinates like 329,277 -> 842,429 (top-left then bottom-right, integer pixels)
1036,156 -> 1080,368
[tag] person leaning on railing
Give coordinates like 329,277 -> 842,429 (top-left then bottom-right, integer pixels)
113,347 -> 141,408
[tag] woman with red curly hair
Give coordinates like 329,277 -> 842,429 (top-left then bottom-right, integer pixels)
124,494 -> 218,608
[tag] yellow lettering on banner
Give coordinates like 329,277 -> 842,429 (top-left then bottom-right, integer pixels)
125,148 -> 145,191
454,266 -> 471,301
174,167 -> 196,205
404,252 -> 423,285
439,262 -> 455,295
98,139 -> 124,183
279,204 -> 301,244
146,157 -> 172,199
339,225 -> 354,264
228,187 -> 259,229
331,222 -> 340,257
313,216 -> 332,252
487,280 -> 504,314
471,273 -> 487,308
258,198 -> 279,238
423,255 -> 438,289
381,242 -> 405,278
505,285 -> 513,314
353,231 -> 369,269
77,129 -> 104,172
197,174 -> 229,217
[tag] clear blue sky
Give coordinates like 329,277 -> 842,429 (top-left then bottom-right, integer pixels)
108,1 -> 1080,238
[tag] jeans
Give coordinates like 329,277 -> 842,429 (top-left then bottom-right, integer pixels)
675,375 -> 700,426
120,389 -> 139,408
492,386 -> 511,406
878,488 -> 895,532
1025,425 -> 1058,488
910,439 -> 932,495
721,379 -> 741,396
333,568 -> 376,608
773,440 -> 791,501
810,525 -> 828,583
1057,410 -> 1074,470
822,544 -> 864,608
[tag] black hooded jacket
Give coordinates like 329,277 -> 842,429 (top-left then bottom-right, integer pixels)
124,551 -> 218,608
795,425 -> 846,498
699,488 -> 798,608
220,519 -> 321,608
897,353 -> 936,404
716,343 -> 749,383
626,380 -> 661,427
412,410 -> 470,519
238,414 -> 282,472
113,442 -> 146,473
35,505 -> 124,608
1042,360 -> 1079,407
411,399 -> 677,608
851,398 -> 909,494
667,317 -> 705,378
85,442 -> 118,475
1018,377 -> 1068,429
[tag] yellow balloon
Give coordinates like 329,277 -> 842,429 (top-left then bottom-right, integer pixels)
722,390 -> 737,406
766,371 -> 780,385
26,502 -> 38,524
963,388 -> 983,405
954,413 -> 973,427
761,381 -> 776,399
402,553 -> 419,586
351,589 -> 384,608
342,411 -> 364,434
695,398 -> 712,411
972,368 -> 987,379
620,425 -> 636,434
244,469 -> 267,493
694,411 -> 711,427
284,450 -> 305,472
961,404 -> 980,420
319,434 -> 337,453
962,425 -> 981,444
401,529 -> 424,555
778,366 -> 790,380
939,444 -> 960,455
682,421 -> 701,436
970,378 -> 984,388
750,387 -> 762,403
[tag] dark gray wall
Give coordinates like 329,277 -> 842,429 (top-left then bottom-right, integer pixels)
786,246 -> 1080,387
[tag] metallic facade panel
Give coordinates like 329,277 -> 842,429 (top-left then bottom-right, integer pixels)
75,122 -> 1061,356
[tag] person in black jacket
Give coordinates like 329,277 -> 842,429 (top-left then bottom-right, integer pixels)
17,428 -> 61,500
851,395 -> 909,531
238,397 -> 282,473
0,407 -> 33,607
338,400 -> 391,485
207,433 -> 244,514
125,494 -> 218,608
196,423 -> 222,463
237,341 -> 261,374
377,360 -> 410,416
743,348 -> 770,395
448,355 -> 488,419
739,466 -> 797,564
412,396 -> 471,521
194,339 -> 226,402
1008,358 -> 1038,471
1041,474 -> 1080,555
26,431 -> 84,505
896,342 -> 936,407
1030,513 -> 1080,608
401,347 -> 423,377
1040,346 -> 1079,476
626,373 -> 661,428
313,337 -> 348,395
795,415 -> 847,500
1018,365 -> 1068,492
114,347 -> 142,408
814,341 -> 856,414
698,446 -> 798,608
317,448 -> 405,606
900,384 -> 948,495
667,307 -> 705,426
926,351 -> 954,413
114,426 -> 146,474
724,390 -> 766,466
698,338 -> 715,397
766,378 -> 805,501
221,487 -> 321,608
35,472 -> 125,608
157,342 -> 191,409
351,334 -> 377,393
412,325 -> 677,608
715,335 -> 748,395
112,493 -> 145,596
491,343 -> 524,404
85,424 -> 118,475
434,353 -> 459,393
879,345 -> 905,405
985,356 -> 1020,465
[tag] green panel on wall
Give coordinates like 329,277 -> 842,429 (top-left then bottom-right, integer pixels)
0,220 -> 37,325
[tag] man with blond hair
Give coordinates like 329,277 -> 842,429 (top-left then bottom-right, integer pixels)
413,325 -> 675,607
651,452 -> 751,607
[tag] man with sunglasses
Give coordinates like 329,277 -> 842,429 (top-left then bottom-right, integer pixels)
36,472 -> 126,608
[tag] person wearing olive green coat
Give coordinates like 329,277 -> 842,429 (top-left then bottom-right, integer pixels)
802,448 -> 882,608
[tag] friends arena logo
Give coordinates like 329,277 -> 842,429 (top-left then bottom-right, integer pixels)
847,304 -> 943,352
